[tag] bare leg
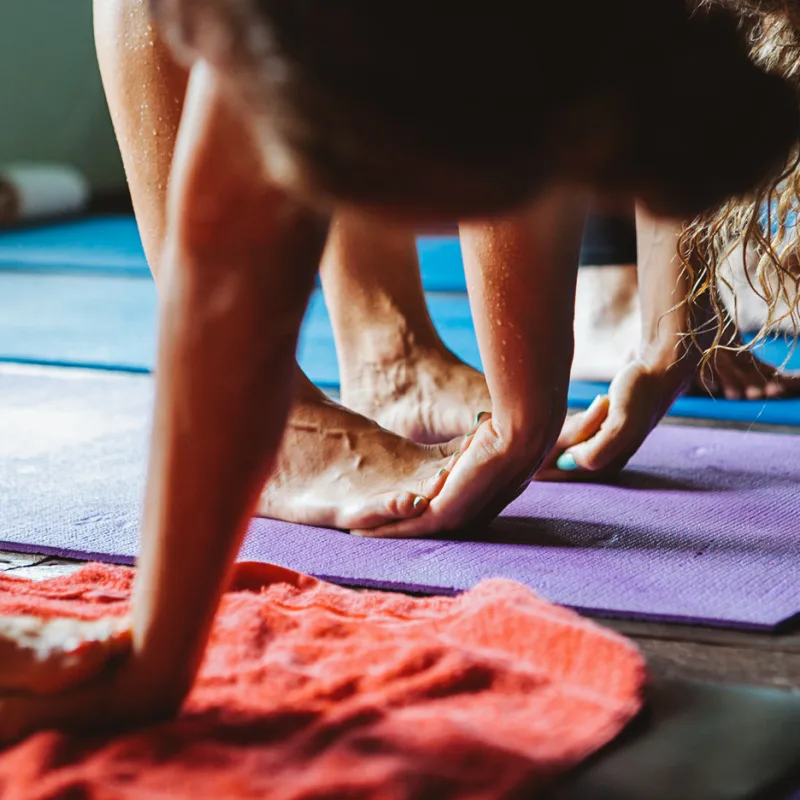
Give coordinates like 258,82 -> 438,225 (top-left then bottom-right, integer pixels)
94,0 -> 188,273
95,0 -> 458,532
321,213 -> 491,442
572,265 -> 639,380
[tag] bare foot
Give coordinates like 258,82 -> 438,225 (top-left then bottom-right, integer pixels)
320,213 -> 491,444
691,334 -> 800,399
571,264 -> 639,380
341,345 -> 491,444
341,263 -> 638,442
257,374 -> 468,530
572,262 -> 800,399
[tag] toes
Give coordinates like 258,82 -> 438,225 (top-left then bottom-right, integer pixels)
765,380 -> 787,398
349,492 -> 429,536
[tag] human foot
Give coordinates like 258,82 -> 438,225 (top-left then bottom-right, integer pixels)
319,213 -> 492,443
571,262 -> 800,398
341,345 -> 492,444
571,264 -> 640,380
257,375 -> 468,531
690,336 -> 800,399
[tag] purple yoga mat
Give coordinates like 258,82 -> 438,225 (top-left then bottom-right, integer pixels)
1,367 -> 799,630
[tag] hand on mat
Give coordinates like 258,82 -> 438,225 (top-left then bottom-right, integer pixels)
0,614 -> 131,696
354,411 -> 551,537
0,643 -> 183,745
690,341 -> 800,400
537,360 -> 686,481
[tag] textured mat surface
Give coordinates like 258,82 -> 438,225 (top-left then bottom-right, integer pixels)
1,369 -> 799,630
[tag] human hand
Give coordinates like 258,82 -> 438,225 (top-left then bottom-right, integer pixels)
355,409 -> 559,537
537,359 -> 688,481
0,616 -> 185,746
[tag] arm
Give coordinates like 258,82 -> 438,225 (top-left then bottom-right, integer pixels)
372,187 -> 589,536
539,206 -> 700,478
0,62 -> 328,740
131,62 -> 328,698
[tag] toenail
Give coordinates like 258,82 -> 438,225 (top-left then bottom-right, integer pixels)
556,452 -> 579,471
413,496 -> 427,508
474,411 -> 489,425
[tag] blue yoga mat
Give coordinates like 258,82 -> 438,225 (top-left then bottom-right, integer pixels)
0,217 -> 150,277
0,216 -> 464,290
0,270 -> 799,424
0,272 -> 156,371
1,218 -> 800,424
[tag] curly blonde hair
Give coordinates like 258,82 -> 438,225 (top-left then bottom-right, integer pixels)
683,1 -> 800,362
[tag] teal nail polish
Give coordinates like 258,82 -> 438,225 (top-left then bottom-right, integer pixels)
474,411 -> 489,426
413,496 -> 427,508
438,468 -> 448,477
454,450 -> 461,457
556,452 -> 579,471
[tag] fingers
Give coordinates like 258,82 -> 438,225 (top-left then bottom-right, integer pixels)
0,615 -> 131,695
536,396 -> 609,480
563,407 -> 638,475
362,416 -> 534,538
556,396 -> 609,452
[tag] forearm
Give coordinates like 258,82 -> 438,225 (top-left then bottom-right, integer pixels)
128,64 -> 327,700
459,188 -> 589,455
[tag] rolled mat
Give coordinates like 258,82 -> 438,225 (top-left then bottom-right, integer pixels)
1,367 -> 799,630
0,562 -> 645,798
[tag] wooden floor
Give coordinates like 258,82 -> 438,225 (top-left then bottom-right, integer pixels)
2,413 -> 798,693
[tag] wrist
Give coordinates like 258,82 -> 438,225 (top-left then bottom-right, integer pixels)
490,400 -> 567,465
638,339 -> 698,389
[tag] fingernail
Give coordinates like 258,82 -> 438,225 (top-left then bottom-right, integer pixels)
413,496 -> 427,508
556,452 -> 579,471
453,450 -> 461,457
438,468 -> 448,477
466,433 -> 473,439
474,411 -> 489,425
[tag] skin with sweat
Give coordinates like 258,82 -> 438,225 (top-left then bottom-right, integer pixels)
0,0 -> 798,742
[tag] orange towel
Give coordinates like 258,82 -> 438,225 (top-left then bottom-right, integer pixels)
0,563 -> 645,799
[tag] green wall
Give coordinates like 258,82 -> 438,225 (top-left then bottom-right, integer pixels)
0,1 -> 126,193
